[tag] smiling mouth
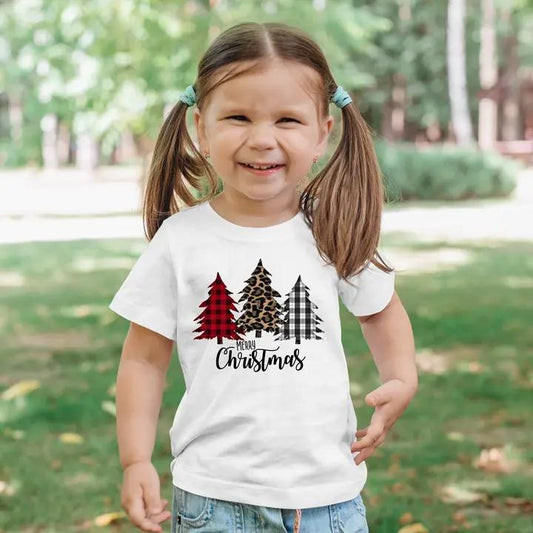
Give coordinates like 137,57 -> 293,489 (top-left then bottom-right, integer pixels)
240,162 -> 285,170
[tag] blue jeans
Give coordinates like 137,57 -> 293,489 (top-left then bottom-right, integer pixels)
171,485 -> 369,532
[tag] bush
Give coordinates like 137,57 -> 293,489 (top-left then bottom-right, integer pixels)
0,134 -> 42,168
374,141 -> 522,201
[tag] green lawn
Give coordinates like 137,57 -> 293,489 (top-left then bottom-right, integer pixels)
0,233 -> 531,532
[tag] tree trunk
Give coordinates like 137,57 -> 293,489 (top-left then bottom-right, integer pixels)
500,9 -> 520,141
115,129 -> 137,163
381,100 -> 394,141
41,113 -> 59,169
57,122 -> 70,165
135,133 -> 157,211
391,72 -> 407,141
447,0 -> 474,145
382,1 -> 410,142
76,133 -> 99,171
478,0 -> 498,150
8,93 -> 23,145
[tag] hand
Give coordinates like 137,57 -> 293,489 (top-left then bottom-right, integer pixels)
121,461 -> 171,532
351,379 -> 416,465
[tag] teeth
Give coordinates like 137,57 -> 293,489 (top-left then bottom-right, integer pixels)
245,163 -> 279,170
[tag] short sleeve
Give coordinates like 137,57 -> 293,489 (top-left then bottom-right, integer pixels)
338,254 -> 395,317
108,219 -> 177,341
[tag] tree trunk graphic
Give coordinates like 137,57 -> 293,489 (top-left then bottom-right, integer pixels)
193,272 -> 244,344
275,275 -> 323,344
236,259 -> 282,338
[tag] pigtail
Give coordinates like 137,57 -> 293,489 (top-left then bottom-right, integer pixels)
301,97 -> 394,281
142,90 -> 218,240
140,21 -> 394,281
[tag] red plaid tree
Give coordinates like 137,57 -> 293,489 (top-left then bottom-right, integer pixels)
193,272 -> 244,344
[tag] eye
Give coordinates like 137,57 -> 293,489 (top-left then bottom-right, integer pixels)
225,115 -> 300,123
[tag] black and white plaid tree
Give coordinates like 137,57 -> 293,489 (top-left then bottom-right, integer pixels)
275,275 -> 323,344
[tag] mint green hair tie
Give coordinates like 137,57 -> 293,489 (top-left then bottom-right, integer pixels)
179,85 -> 196,107
330,86 -> 352,108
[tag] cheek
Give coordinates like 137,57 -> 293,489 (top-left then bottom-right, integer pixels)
211,129 -> 243,151
283,140 -> 314,164
281,129 -> 317,152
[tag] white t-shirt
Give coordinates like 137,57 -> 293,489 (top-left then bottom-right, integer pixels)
108,200 -> 395,509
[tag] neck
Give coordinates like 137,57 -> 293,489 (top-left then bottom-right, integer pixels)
209,190 -> 300,228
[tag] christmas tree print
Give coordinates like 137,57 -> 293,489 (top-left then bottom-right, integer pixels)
193,272 -> 245,344
236,259 -> 283,338
275,275 -> 323,344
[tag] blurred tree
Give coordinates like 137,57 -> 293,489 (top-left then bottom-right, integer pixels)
478,0 -> 497,150
0,0 -> 532,169
448,0 -> 474,145
0,0 -> 389,170
500,7 -> 521,141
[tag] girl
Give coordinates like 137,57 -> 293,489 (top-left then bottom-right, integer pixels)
109,22 -> 417,533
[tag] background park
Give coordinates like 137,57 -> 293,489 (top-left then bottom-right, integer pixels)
0,0 -> 532,532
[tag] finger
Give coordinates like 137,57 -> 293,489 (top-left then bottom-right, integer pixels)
127,501 -> 163,532
351,436 -> 375,452
147,501 -> 170,522
145,496 -> 170,530
124,492 -> 145,522
125,491 -> 167,529
148,509 -> 172,525
148,499 -> 168,514
353,446 -> 375,465
365,390 -> 387,407
365,380 -> 399,406
138,516 -> 165,532
355,427 -> 368,439
352,430 -> 388,461
372,433 -> 387,448
351,427 -> 382,451
143,482 -> 165,518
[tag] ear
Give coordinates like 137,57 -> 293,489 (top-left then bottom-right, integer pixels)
193,108 -> 208,153
316,115 -> 334,158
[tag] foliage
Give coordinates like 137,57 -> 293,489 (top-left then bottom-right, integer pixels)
0,0 -> 531,177
0,0 -> 388,166
376,141 -> 521,201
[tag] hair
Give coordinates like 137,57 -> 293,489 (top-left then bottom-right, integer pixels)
143,21 -> 394,282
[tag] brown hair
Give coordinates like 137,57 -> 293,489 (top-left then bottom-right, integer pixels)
143,21 -> 393,281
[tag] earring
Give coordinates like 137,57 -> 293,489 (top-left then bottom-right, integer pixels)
203,152 -> 210,160
311,155 -> 318,173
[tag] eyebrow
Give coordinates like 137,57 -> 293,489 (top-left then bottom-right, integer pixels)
219,106 -> 308,115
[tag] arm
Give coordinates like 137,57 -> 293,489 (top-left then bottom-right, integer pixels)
350,290 -> 418,464
357,290 -> 418,394
115,322 -> 174,470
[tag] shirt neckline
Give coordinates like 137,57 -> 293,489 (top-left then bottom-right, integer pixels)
202,200 -> 305,241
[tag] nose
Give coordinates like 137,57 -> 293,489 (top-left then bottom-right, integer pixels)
246,123 -> 277,151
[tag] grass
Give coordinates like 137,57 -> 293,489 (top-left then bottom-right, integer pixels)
0,233 -> 532,532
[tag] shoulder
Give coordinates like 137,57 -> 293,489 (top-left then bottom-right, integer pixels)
161,202 -> 209,248
164,202 -> 207,230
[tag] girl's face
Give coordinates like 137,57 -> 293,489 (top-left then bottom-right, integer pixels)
193,58 -> 333,207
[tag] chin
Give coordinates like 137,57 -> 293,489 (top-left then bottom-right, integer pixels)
240,184 -> 292,201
